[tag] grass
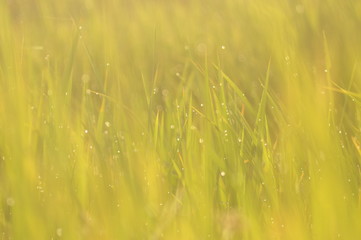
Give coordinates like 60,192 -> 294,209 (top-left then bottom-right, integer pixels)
1,0 -> 361,239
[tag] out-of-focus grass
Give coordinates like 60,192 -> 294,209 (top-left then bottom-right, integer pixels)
1,0 -> 361,239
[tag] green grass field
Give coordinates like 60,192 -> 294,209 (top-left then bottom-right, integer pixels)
1,0 -> 361,239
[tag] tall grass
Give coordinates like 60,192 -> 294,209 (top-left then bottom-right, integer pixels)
1,0 -> 361,239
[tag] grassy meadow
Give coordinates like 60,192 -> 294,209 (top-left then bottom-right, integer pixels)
1,0 -> 361,239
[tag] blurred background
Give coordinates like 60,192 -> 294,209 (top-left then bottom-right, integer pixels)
0,0 -> 361,239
